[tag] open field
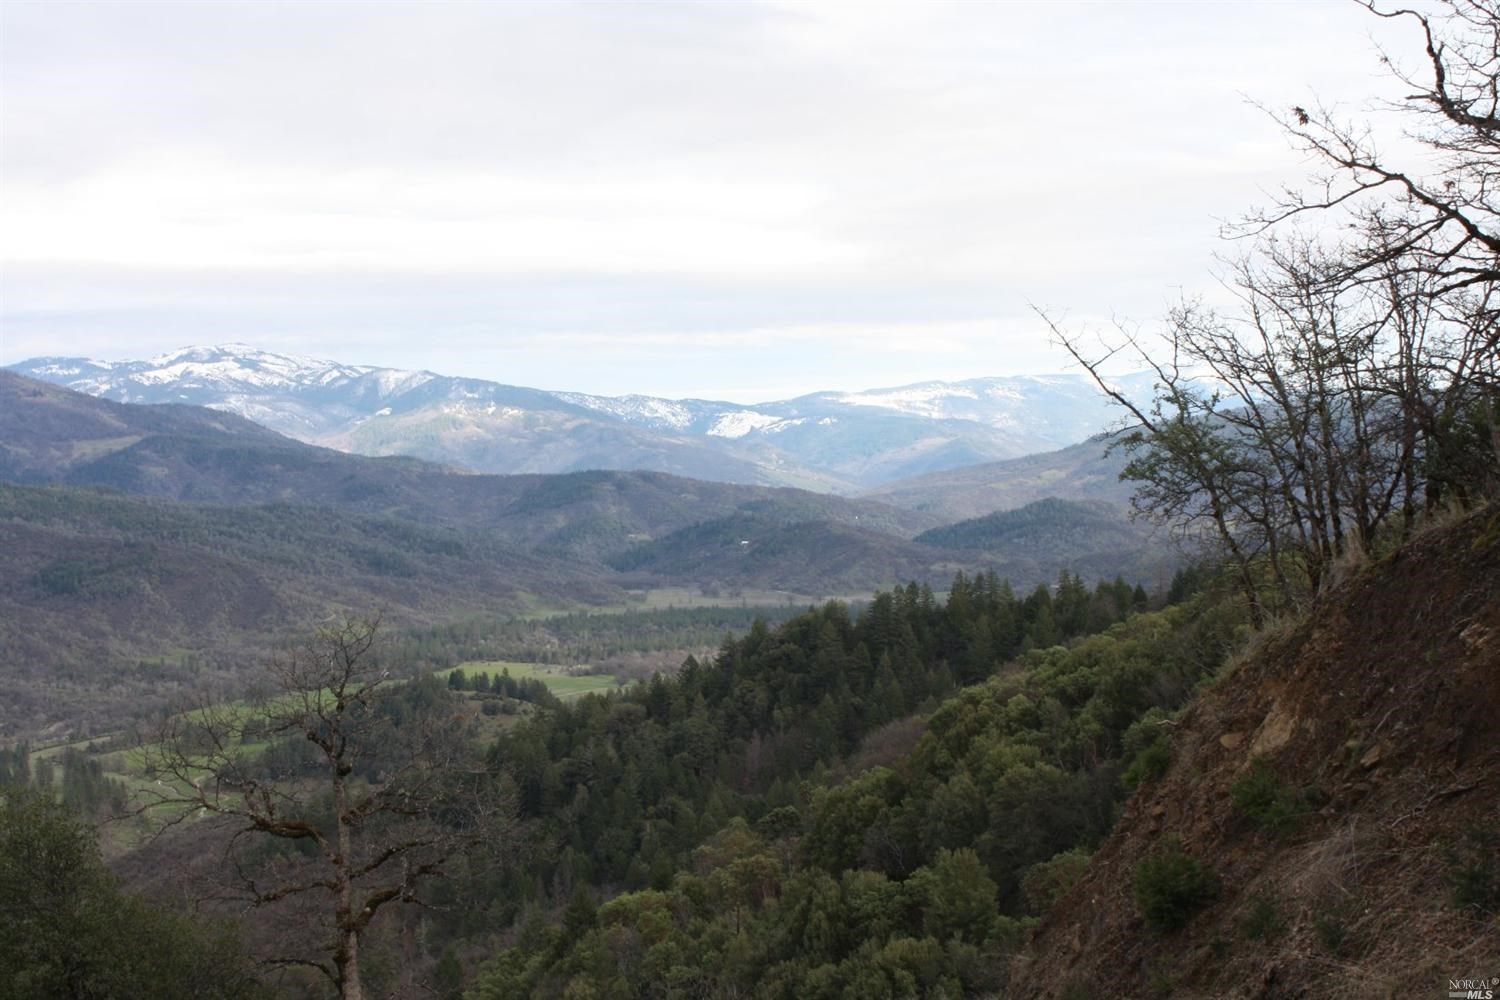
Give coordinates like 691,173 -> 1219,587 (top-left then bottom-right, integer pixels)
19,647 -> 633,855
520,585 -> 864,619
440,660 -> 623,700
32,658 -> 625,770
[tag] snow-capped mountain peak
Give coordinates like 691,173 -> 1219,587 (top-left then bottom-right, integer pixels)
138,344 -> 381,389
8,344 -> 1149,490
147,344 -> 245,366
831,381 -> 983,418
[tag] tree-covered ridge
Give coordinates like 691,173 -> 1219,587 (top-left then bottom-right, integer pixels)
605,498 -> 1172,596
468,580 -> 1244,998
911,497 -> 1163,587
915,497 -> 1120,547
801,597 -> 1242,901
482,571 -> 1147,892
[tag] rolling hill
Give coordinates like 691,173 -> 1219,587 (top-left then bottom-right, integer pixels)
0,482 -> 620,741
0,371 -> 937,550
862,432 -> 1137,521
0,372 -> 1171,741
913,497 -> 1169,585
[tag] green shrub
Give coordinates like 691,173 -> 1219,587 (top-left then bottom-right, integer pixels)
1230,758 -> 1310,837
1020,847 -> 1092,916
1121,709 -> 1174,788
1134,840 -> 1218,933
1123,739 -> 1172,789
1444,825 -> 1500,915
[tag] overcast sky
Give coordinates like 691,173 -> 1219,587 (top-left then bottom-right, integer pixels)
0,1 -> 1418,401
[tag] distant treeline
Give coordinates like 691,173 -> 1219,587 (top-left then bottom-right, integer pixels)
446,667 -> 559,706
0,745 -> 127,820
387,604 -> 815,672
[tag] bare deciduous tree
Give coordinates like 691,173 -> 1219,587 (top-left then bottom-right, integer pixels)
1244,2 -> 1499,301
1243,0 -> 1500,482
1044,2 -> 1499,626
139,616 -> 513,1000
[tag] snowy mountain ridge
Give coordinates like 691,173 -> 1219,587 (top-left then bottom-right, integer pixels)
9,345 -> 1154,491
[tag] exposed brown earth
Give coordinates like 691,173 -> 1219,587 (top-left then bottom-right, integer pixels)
1010,507 -> 1500,999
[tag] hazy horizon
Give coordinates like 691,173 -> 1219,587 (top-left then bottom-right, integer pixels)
11,339 -> 1169,406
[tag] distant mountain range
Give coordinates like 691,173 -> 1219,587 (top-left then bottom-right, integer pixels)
0,372 -> 1173,739
861,433 -> 1137,521
9,345 -> 1154,490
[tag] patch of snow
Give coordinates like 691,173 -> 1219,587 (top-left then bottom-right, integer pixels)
763,417 -> 807,434
832,383 -> 980,418
444,400 -> 524,419
707,411 -> 781,438
136,359 -> 298,389
980,383 -> 1024,401
148,345 -> 223,366
368,369 -> 432,396
123,346 -> 388,394
557,392 -> 696,429
631,398 -> 694,428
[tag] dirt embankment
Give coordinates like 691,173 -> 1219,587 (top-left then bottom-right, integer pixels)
1010,508 -> 1500,999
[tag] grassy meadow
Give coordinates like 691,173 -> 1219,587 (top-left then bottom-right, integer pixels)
440,660 -> 622,699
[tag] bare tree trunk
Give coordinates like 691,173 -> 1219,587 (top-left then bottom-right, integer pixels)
335,928 -> 363,1000
333,755 -> 363,1000
1208,488 -> 1265,629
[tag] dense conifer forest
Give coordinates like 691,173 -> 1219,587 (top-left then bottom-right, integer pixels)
464,578 -> 1240,997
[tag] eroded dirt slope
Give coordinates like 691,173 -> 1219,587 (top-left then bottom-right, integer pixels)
1011,508 -> 1500,999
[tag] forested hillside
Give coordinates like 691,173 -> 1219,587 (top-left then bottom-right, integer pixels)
463,572 -> 1240,996
30,564 -> 1186,998
913,498 -> 1163,585
863,434 -> 1133,522
10,510 -> 1493,998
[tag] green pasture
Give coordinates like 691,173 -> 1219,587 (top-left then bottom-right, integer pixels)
440,660 -> 621,700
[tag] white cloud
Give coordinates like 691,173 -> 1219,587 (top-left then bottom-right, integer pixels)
2,156 -> 861,278
0,0 -> 1424,394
